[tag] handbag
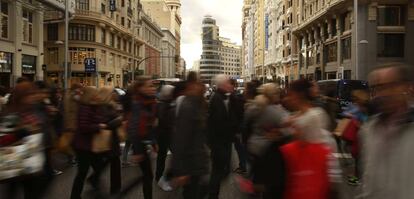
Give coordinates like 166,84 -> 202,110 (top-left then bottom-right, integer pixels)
0,133 -> 45,181
92,129 -> 112,153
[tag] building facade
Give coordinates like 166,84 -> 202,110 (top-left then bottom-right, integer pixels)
141,11 -> 163,78
141,0 -> 182,77
44,0 -> 146,88
220,37 -> 241,78
252,0 -> 266,81
241,0 -> 255,81
294,0 -> 414,81
199,16 -> 221,84
0,0 -> 45,88
161,28 -> 176,78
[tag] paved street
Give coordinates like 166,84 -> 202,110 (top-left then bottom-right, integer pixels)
1,148 -> 358,199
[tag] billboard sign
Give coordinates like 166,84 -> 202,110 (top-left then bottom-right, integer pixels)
84,58 -> 97,73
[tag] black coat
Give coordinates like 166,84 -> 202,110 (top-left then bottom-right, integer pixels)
171,96 -> 209,176
207,91 -> 239,147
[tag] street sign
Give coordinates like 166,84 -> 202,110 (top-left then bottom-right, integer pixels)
109,0 -> 116,11
84,58 -> 96,73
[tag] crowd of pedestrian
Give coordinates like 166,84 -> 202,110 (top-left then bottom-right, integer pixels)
0,64 -> 413,199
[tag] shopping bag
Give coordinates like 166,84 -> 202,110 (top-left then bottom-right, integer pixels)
92,129 -> 112,153
333,118 -> 351,137
0,133 -> 45,181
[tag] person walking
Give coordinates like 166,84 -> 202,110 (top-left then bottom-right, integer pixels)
171,80 -> 210,199
358,65 -> 414,199
207,74 -> 239,199
120,76 -> 158,199
155,85 -> 175,190
70,86 -> 115,199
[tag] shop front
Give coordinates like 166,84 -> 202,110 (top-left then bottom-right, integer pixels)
0,52 -> 12,88
22,55 -> 36,81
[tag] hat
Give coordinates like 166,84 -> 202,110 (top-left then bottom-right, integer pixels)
0,114 -> 21,133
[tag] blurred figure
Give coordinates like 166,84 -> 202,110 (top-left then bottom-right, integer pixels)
310,81 -> 340,132
208,74 -> 239,199
98,86 -> 123,195
283,79 -> 334,147
341,90 -> 369,185
0,86 -> 8,112
121,76 -> 157,199
62,83 -> 83,166
171,80 -> 210,199
359,65 -> 414,199
230,79 -> 247,174
281,79 -> 341,199
0,82 -> 48,199
155,85 -> 175,190
70,86 -> 115,199
244,83 -> 289,198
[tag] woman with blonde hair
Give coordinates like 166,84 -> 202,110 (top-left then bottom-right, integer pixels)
242,83 -> 290,198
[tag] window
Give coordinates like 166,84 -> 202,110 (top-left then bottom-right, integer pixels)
128,19 -> 131,28
47,48 -> 59,64
117,36 -> 121,49
121,0 -> 125,7
341,37 -> 351,60
101,3 -> 106,14
344,70 -> 351,79
69,47 -> 95,65
324,42 -> 337,63
47,23 -> 58,41
123,39 -> 127,51
378,6 -> 405,26
341,12 -> 351,32
377,33 -> 404,57
331,19 -> 337,36
75,0 -> 89,10
326,72 -> 337,80
101,28 -> 106,44
121,17 -> 125,26
69,24 -> 95,41
110,33 -> 114,47
22,9 -> 33,43
1,1 -> 8,39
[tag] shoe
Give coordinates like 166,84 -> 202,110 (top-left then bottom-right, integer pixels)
52,170 -> 63,176
157,176 -> 173,192
347,176 -> 360,186
234,167 -> 247,174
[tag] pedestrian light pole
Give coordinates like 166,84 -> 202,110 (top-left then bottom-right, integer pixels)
64,0 -> 69,89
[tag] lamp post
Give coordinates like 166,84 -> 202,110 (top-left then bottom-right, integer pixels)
354,0 -> 359,80
64,0 -> 69,89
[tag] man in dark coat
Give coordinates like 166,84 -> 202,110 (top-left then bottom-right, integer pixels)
207,75 -> 239,199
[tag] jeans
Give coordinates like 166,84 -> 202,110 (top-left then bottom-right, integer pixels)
120,154 -> 153,199
70,151 -> 106,199
110,156 -> 122,194
209,143 -> 232,199
183,175 -> 209,199
234,136 -> 247,171
155,133 -> 171,181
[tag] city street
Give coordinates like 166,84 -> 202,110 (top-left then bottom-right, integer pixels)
0,149 -> 359,199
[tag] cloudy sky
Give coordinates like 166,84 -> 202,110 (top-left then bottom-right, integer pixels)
181,0 -> 243,69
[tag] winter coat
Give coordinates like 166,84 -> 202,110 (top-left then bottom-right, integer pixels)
359,112 -> 414,199
171,96 -> 210,176
207,91 -> 239,147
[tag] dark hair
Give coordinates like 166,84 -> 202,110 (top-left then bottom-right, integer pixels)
172,81 -> 187,99
187,71 -> 199,83
34,81 -> 49,90
289,79 -> 314,101
245,81 -> 260,100
132,76 -> 152,95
